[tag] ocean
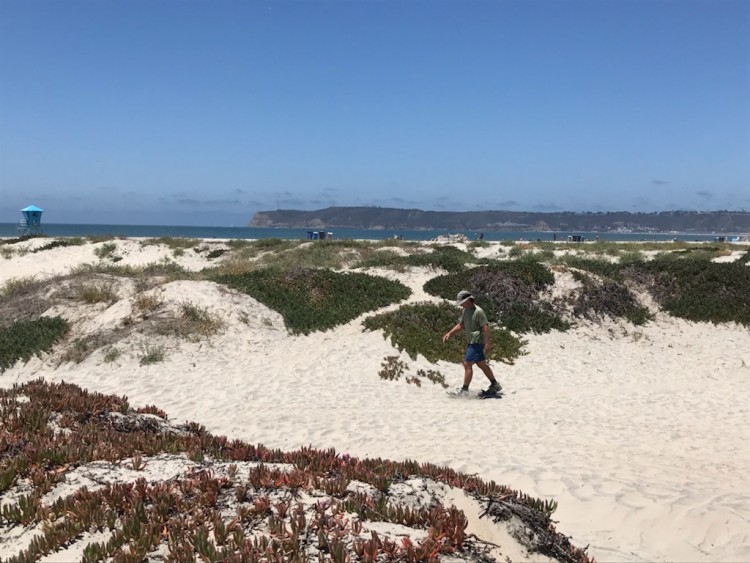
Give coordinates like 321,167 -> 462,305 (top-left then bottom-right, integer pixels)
0,222 -> 738,242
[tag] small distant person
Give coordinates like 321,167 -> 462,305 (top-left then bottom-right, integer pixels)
442,290 -> 501,396
553,233 -> 557,242
478,232 -> 484,240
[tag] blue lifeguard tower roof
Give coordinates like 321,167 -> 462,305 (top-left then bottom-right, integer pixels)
18,205 -> 44,235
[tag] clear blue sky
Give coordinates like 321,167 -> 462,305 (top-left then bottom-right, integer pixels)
1,0 -> 748,226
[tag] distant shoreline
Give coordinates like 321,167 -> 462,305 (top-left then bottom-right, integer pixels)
1,222 -> 748,243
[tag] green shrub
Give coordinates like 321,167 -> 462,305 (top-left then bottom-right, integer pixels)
532,249 -> 555,262
0,316 -> 69,371
141,237 -> 197,249
500,303 -> 571,334
364,301 -> 526,365
354,249 -> 408,272
618,250 -> 645,266
652,248 -> 721,263
628,260 -> 750,325
140,344 -> 167,365
251,240 -> 357,270
215,268 -> 410,334
94,242 -> 118,260
559,257 -> 624,282
468,240 -> 490,250
228,238 -> 301,259
86,235 -> 116,244
423,261 -> 566,334
378,355 -> 407,381
401,245 -> 475,272
31,238 -> 84,253
357,245 -> 475,273
508,248 -> 549,264
415,368 -> 449,388
0,234 -> 37,246
103,347 -> 121,363
570,273 -> 652,326
206,249 -> 226,259
224,238 -> 253,250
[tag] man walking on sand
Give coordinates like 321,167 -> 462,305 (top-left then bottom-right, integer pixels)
442,290 -> 502,397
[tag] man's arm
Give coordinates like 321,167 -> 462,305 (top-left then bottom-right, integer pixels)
482,323 -> 492,354
443,322 -> 462,343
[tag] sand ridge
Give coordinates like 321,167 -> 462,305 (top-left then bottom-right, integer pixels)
1,238 -> 749,561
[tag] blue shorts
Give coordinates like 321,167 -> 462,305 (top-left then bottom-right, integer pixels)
464,343 -> 486,363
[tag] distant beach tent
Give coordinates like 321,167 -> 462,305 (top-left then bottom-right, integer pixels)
18,205 -> 44,235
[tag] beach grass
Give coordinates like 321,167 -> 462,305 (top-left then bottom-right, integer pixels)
139,343 -> 167,365
69,260 -> 194,280
30,238 -> 85,253
175,301 -> 225,339
73,282 -> 119,304
93,242 -> 118,260
0,276 -> 46,300
140,236 -> 198,249
132,292 -> 164,316
58,334 -> 111,365
0,279 -> 54,329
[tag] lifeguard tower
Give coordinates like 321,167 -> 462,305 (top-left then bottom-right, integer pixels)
18,205 -> 44,236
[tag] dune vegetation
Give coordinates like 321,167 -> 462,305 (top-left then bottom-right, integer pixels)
2,235 -> 749,370
1,234 -> 749,561
0,379 -> 587,563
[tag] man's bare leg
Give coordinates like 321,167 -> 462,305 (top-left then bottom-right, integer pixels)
476,360 -> 495,382
462,361 -> 474,388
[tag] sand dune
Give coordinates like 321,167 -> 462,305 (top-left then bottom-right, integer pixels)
1,238 -> 749,562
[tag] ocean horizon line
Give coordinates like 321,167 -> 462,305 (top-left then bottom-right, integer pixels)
1,222 -> 748,243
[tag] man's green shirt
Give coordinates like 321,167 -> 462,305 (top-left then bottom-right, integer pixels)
461,305 -> 489,344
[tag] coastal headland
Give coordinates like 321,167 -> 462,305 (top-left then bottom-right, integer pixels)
250,206 -> 750,234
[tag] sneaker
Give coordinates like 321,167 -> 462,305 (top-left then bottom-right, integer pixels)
483,381 -> 502,395
447,387 -> 469,398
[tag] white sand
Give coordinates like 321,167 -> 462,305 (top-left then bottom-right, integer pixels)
2,238 -> 749,562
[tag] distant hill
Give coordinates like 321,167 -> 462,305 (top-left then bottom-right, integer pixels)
250,207 -> 750,233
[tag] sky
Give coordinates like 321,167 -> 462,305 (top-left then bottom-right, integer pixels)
1,0 -> 749,226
